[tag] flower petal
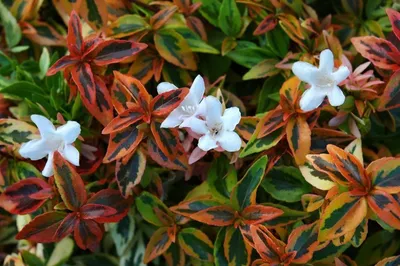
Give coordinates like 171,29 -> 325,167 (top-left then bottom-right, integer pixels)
319,49 -> 334,73
189,147 -> 207,164
217,131 -> 242,152
222,107 -> 241,131
183,117 -> 208,135
42,152 -> 54,177
62,145 -> 80,166
161,109 -> 183,128
292,62 -> 319,84
157,82 -> 178,94
205,96 -> 222,126
333,66 -> 350,84
189,75 -> 205,104
327,86 -> 345,107
198,134 -> 218,151
299,87 -> 326,112
19,139 -> 49,160
57,121 -> 81,144
31,115 -> 56,138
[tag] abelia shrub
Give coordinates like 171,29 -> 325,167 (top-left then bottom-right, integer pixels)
0,1 -> 400,266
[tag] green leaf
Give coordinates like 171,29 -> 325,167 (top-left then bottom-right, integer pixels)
178,228 -> 214,262
39,48 -> 50,79
223,226 -> 251,266
0,1 -> 21,48
194,0 -> 221,27
110,209 -> 136,256
257,75 -> 284,113
154,29 -> 197,70
230,156 -> 268,210
214,227 -> 228,266
47,238 -> 75,266
10,46 -> 29,53
218,0 -> 242,37
207,155 -> 237,202
239,127 -> 284,158
226,41 -> 273,68
355,230 -> 400,266
262,166 -> 312,202
261,203 -> 310,227
311,241 -> 351,263
72,254 -> 119,266
174,27 -> 219,54
21,251 -> 45,266
135,191 -> 174,227
120,230 -> 147,266
243,59 -> 280,80
14,161 -> 42,180
106,14 -> 150,38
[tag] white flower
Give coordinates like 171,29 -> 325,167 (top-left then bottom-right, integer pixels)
19,115 -> 81,177
157,82 -> 178,94
292,49 -> 350,112
160,75 -> 206,128
186,96 -> 242,152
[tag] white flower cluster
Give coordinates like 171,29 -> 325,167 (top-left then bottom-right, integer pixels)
159,75 -> 242,164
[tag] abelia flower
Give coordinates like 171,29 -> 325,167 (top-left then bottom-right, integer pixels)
292,49 -> 350,111
19,115 -> 81,177
160,75 -> 206,128
186,96 -> 242,153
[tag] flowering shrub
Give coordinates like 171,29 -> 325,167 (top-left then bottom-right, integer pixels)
1,1 -> 400,266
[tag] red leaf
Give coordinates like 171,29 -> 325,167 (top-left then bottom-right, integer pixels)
144,227 -> 173,263
151,88 -> 189,117
250,225 -> 285,264
147,137 -> 188,171
112,71 -> 152,112
67,10 -> 83,56
0,178 -> 52,214
241,205 -> 284,225
91,75 -> 114,126
47,56 -> 79,76
16,211 -> 67,243
367,190 -> 400,230
53,151 -> 87,211
327,145 -> 370,190
254,14 -> 277,35
351,36 -> 400,71
86,189 -> 131,223
74,219 -> 103,251
189,205 -> 236,226
102,107 -> 143,135
257,108 -> 286,138
54,212 -> 78,241
80,203 -> 117,220
378,69 -> 400,111
89,40 -> 148,66
103,123 -> 145,163
387,9 -> 400,42
150,121 -> 180,160
70,63 -> 96,113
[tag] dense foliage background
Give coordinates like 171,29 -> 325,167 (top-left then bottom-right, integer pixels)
1,0 -> 400,266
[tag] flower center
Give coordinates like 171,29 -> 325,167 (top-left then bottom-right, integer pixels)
46,134 -> 65,152
209,123 -> 223,138
180,104 -> 197,115
315,75 -> 335,88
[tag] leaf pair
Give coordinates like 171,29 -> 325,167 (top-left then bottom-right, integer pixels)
136,192 -> 214,265
302,140 -> 400,242
104,72 -> 188,164
352,9 -> 400,110
47,11 -> 147,126
251,223 -> 319,265
16,152 -> 130,251
0,178 -> 53,214
171,156 -> 285,265
242,77 -> 318,165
